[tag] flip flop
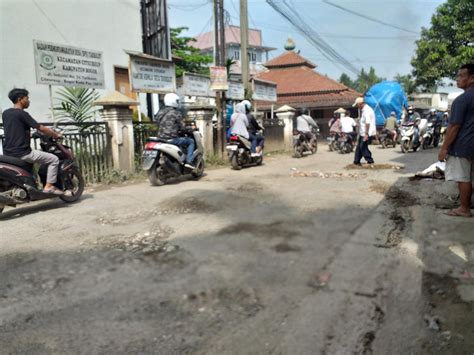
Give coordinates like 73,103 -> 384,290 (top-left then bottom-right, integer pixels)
445,209 -> 472,218
43,187 -> 64,195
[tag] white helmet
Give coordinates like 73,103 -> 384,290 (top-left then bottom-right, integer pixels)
241,100 -> 252,111
164,93 -> 180,108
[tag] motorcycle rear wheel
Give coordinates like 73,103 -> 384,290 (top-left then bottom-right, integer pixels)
231,154 -> 242,170
293,145 -> 302,158
60,169 -> 85,203
148,165 -> 166,186
311,141 -> 318,154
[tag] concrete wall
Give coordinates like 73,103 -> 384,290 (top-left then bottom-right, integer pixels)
0,0 -> 143,120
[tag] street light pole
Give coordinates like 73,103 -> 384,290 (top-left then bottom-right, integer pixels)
214,0 -> 226,157
240,0 -> 251,99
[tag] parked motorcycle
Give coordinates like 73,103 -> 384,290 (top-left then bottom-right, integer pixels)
226,134 -> 263,170
400,122 -> 421,153
293,129 -> 318,158
0,132 -> 84,215
379,128 -> 397,148
142,127 -> 205,186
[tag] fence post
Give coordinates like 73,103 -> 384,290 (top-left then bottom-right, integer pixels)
94,91 -> 139,173
186,105 -> 215,155
275,105 -> 296,150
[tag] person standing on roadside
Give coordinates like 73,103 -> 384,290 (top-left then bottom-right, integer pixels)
353,97 -> 376,165
439,63 -> 474,217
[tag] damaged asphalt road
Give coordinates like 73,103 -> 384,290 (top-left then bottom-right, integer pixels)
0,147 -> 472,354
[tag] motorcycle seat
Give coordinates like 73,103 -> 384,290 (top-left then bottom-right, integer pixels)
0,155 -> 34,171
147,137 -> 171,144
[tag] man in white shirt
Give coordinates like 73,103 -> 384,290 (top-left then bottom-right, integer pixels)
340,109 -> 357,144
353,97 -> 376,165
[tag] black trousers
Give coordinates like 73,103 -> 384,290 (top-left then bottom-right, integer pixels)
354,136 -> 374,164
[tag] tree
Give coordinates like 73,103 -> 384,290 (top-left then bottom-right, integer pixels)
394,73 -> 417,95
54,87 -> 100,130
339,67 -> 385,93
171,27 -> 213,77
339,73 -> 355,90
411,0 -> 474,90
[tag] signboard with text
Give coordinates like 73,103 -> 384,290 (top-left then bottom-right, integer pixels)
227,81 -> 245,100
210,66 -> 228,91
33,40 -> 105,88
127,51 -> 176,93
252,78 -> 277,102
182,73 -> 212,97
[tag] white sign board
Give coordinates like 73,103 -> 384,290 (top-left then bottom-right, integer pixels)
182,73 -> 212,97
252,79 -> 277,102
33,40 -> 105,88
227,81 -> 245,100
128,51 -> 176,93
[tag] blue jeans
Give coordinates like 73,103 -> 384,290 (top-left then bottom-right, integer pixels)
170,137 -> 195,164
249,133 -> 264,153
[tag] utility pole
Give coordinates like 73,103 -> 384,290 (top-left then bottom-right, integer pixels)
214,0 -> 226,157
140,0 -> 171,119
240,0 -> 251,98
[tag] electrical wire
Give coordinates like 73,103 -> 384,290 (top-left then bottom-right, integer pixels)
32,0 -> 69,43
322,0 -> 419,34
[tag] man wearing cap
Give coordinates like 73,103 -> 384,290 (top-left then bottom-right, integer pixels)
353,97 -> 376,165
385,111 -> 398,143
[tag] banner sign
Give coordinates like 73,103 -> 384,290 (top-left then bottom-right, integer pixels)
252,78 -> 277,102
210,66 -> 228,91
127,50 -> 176,93
227,81 -> 245,100
33,40 -> 105,88
182,73 -> 212,97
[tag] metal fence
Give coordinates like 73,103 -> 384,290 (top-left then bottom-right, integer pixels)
133,122 -> 159,156
0,122 -> 112,184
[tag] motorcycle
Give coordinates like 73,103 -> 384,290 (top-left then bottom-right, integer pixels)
0,132 -> 84,215
226,134 -> 263,170
400,122 -> 421,153
335,132 -> 354,154
142,127 -> 205,186
327,131 -> 339,152
439,126 -> 447,145
293,129 -> 318,158
379,128 -> 397,148
422,121 -> 441,149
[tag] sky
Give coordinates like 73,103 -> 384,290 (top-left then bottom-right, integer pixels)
168,0 -> 448,84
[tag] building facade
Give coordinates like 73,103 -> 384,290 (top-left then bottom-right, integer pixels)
0,0 -> 143,119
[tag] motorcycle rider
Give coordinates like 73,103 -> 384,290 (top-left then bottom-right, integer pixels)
339,109 -> 357,145
385,111 -> 398,143
296,108 -> 319,141
155,93 -> 195,169
241,100 -> 264,156
2,88 -> 63,195
404,105 -> 421,145
230,102 -> 249,139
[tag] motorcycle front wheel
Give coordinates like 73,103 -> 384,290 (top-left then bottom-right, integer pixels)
148,165 -> 166,186
293,144 -> 303,158
191,155 -> 205,178
401,140 -> 410,153
60,169 -> 85,203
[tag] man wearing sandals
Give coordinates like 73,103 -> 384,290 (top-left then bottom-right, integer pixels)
438,64 -> 474,217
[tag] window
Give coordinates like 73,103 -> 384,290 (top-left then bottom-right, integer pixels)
234,50 -> 240,60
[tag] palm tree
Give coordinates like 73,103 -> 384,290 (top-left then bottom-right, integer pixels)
54,87 -> 100,131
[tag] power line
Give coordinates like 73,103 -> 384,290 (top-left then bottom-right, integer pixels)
322,0 -> 419,34
32,0 -> 69,43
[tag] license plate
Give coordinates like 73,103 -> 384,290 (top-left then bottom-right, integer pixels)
226,145 -> 237,151
143,150 -> 158,158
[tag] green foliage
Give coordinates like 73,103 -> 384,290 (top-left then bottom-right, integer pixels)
132,110 -> 151,123
205,154 -> 228,167
411,0 -> 474,90
171,27 -> 213,77
54,87 -> 100,127
394,73 -> 418,95
339,67 -> 385,93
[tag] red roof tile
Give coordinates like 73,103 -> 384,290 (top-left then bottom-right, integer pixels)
264,51 -> 316,69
